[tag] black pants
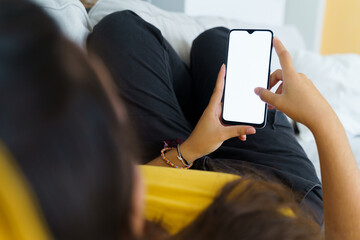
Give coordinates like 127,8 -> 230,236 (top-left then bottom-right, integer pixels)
87,10 -> 323,224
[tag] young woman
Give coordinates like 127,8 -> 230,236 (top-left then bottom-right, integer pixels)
1,1 -> 359,239
87,9 -> 323,225
87,10 -> 360,240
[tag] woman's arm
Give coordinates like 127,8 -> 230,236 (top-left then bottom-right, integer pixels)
312,112 -> 359,240
256,38 -> 360,240
147,65 -> 256,167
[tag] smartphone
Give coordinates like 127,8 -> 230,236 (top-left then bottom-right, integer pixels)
222,29 -> 273,128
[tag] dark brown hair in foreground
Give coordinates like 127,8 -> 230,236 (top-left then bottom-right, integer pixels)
175,177 -> 322,240
0,0 -> 137,239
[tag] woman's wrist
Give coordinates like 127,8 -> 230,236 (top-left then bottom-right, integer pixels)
179,139 -> 203,164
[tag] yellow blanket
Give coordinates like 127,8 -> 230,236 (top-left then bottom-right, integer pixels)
140,165 -> 239,234
0,142 -> 51,240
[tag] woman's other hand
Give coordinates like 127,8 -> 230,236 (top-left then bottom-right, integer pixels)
254,38 -> 335,131
181,65 -> 256,161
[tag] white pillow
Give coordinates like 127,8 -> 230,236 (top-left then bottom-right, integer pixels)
89,0 -> 306,67
30,0 -> 91,47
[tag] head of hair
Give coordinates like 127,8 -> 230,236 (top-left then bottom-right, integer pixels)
0,0 -> 136,239
175,177 -> 322,240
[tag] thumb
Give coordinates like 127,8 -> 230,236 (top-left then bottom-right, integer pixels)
254,87 -> 280,107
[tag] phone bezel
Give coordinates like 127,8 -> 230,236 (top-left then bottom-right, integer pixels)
221,29 -> 274,129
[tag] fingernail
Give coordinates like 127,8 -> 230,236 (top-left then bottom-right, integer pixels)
247,128 -> 256,134
242,135 -> 247,141
274,36 -> 279,41
254,87 -> 261,95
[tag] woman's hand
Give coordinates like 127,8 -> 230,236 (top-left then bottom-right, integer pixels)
181,64 -> 256,162
255,40 -> 360,240
254,38 -> 335,131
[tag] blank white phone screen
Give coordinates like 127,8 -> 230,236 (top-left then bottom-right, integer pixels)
223,30 -> 272,125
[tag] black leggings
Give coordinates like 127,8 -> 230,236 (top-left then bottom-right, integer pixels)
87,10 -> 323,224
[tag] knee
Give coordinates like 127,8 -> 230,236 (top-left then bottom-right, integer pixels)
91,10 -> 141,37
191,27 -> 229,66
192,27 -> 229,50
197,27 -> 229,39
191,27 -> 229,59
96,10 -> 139,28
89,9 -> 163,46
88,10 -> 160,54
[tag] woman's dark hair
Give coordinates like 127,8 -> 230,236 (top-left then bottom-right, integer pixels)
175,177 -> 322,240
145,176 -> 322,240
0,0 -> 136,239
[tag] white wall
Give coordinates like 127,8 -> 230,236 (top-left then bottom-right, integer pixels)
148,0 -> 326,52
284,0 -> 326,52
185,0 -> 287,27
148,0 -> 184,12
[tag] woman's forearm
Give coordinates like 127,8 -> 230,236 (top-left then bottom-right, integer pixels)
310,113 -> 360,240
146,148 -> 180,167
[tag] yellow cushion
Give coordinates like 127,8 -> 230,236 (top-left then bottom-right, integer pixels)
0,142 -> 51,240
140,165 -> 239,234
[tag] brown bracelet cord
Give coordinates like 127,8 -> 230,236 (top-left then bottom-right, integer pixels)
176,144 -> 192,167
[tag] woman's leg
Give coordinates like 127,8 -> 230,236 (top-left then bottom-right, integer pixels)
87,11 -> 194,161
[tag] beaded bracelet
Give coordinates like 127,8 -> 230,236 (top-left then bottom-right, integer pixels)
161,147 -> 193,169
